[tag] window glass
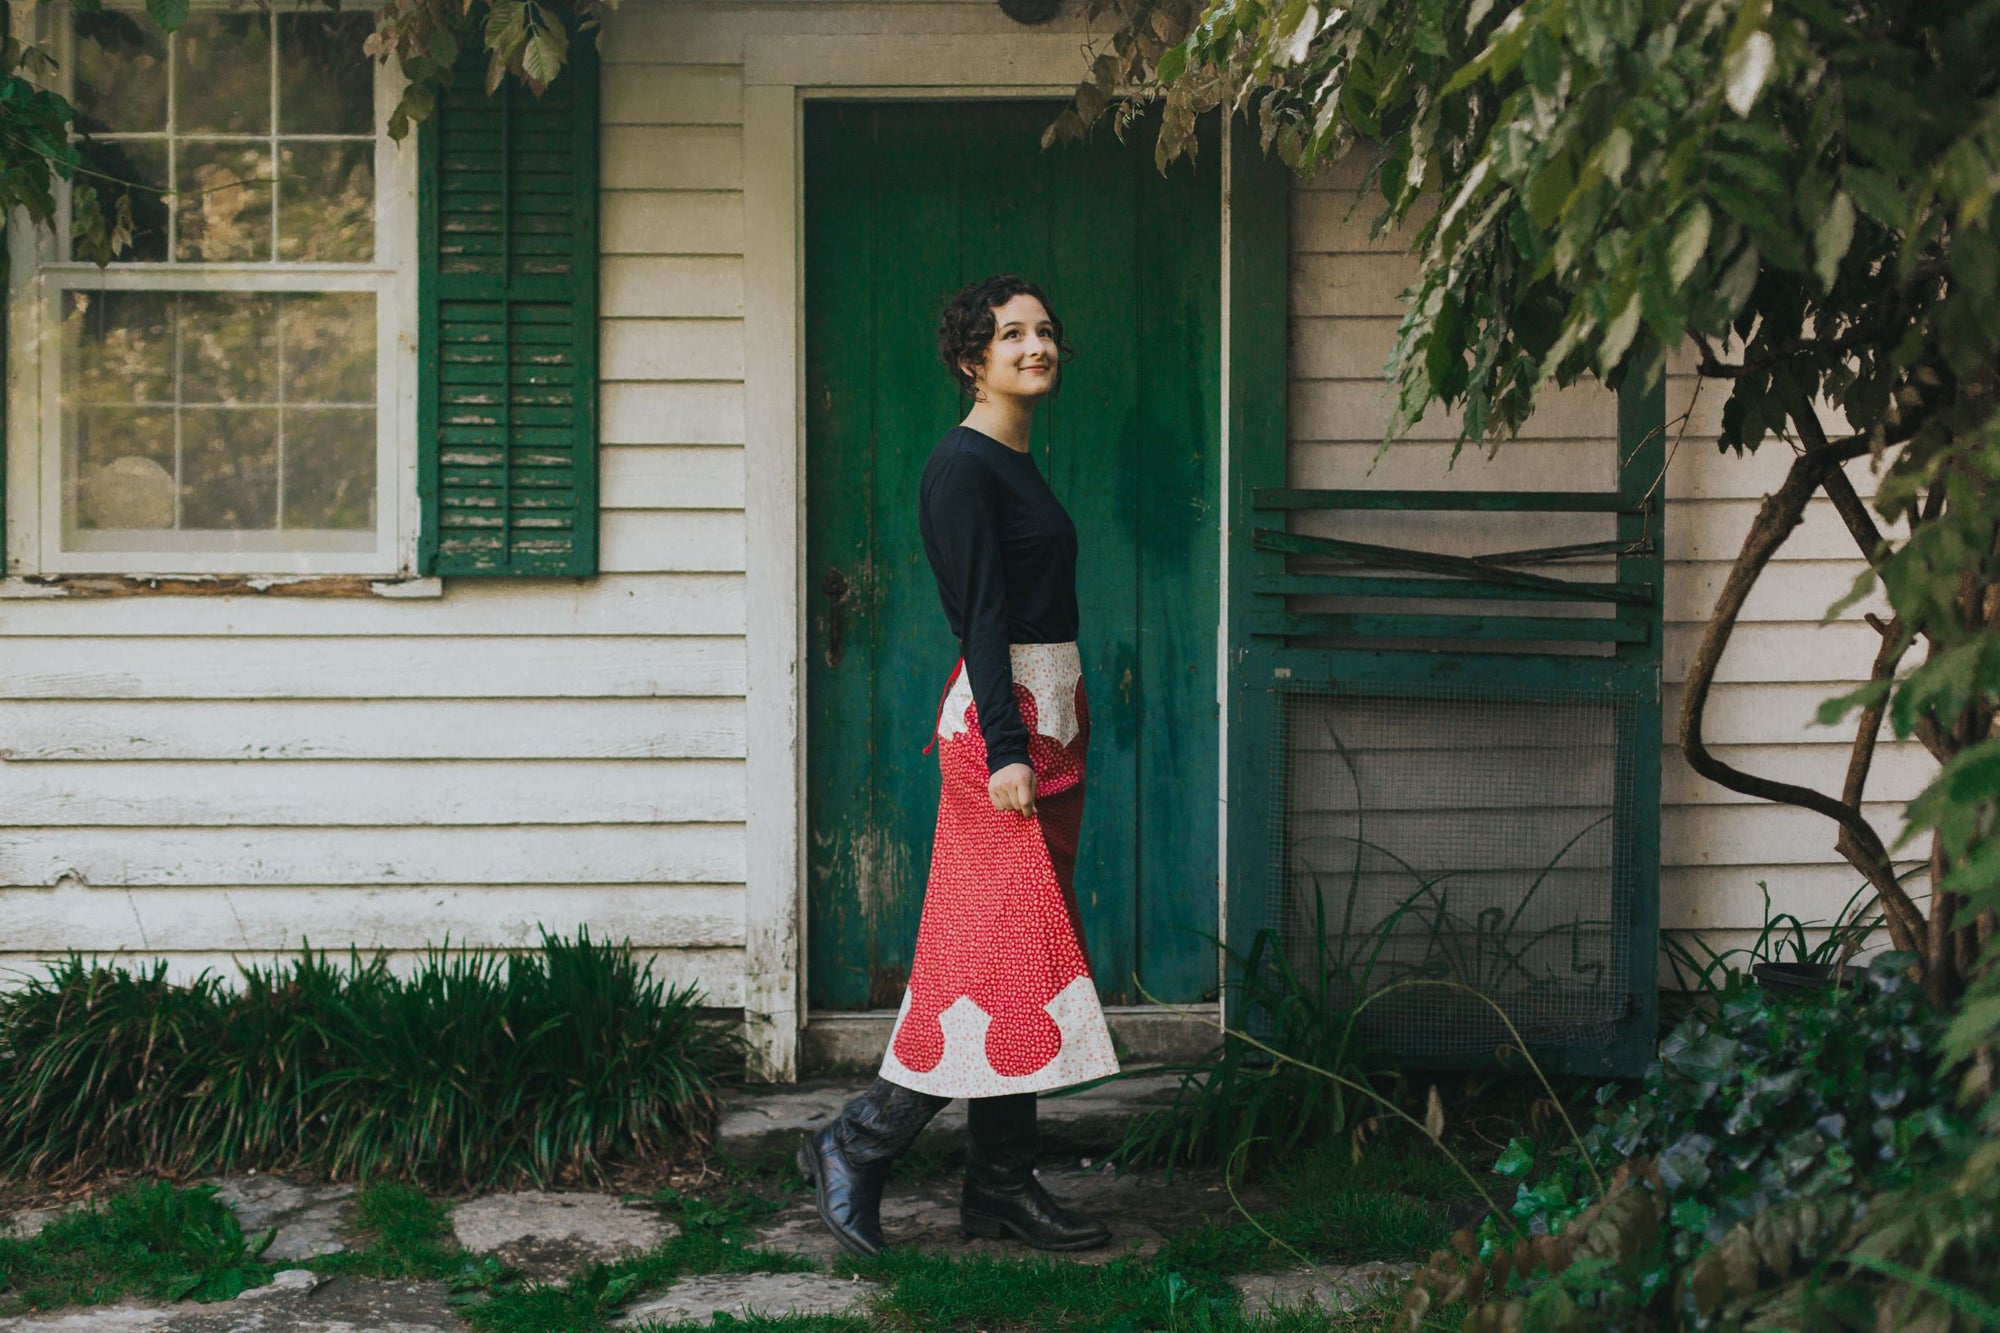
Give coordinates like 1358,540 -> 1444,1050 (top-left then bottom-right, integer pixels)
176,140 -> 272,261
48,6 -> 390,567
278,141 -> 374,262
71,10 -> 166,134
59,289 -> 379,548
176,10 -> 272,135
278,12 -> 375,134
68,6 -> 376,264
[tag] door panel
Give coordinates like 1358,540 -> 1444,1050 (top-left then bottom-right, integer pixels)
804,100 -> 1220,1011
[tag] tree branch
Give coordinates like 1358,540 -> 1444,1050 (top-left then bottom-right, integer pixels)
1791,398 -> 1890,565
1676,432 -> 1928,952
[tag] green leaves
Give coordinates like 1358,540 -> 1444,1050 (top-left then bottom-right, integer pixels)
1469,963 -> 1962,1323
0,932 -> 736,1187
1495,1137 -> 1537,1178
143,0 -> 188,34
1813,189 -> 1855,289
1667,201 -> 1711,285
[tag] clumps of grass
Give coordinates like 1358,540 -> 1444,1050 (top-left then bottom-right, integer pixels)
456,1185 -> 812,1333
1117,910 -> 1388,1178
310,1182 -> 466,1282
0,929 -> 738,1187
0,1181 -> 274,1313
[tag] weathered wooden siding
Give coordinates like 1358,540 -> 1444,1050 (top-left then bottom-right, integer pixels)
0,1 -> 764,1002
1287,157 -> 1926,958
0,0 -> 1920,1045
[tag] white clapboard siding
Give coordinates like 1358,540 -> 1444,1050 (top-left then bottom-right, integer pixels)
0,575 -> 743,637
602,126 -> 744,192
602,319 -> 748,382
1287,433 -> 1886,502
0,760 -> 746,826
1291,380 -> 1617,442
1286,151 -> 1934,946
602,63 -> 745,126
604,0 -> 1054,67
601,258 -> 745,319
0,826 -> 747,888
1662,865 -> 1921,931
0,699 -> 746,762
1670,498 -> 1894,563
602,447 -> 746,510
1660,744 -> 1934,806
600,511 -> 749,574
0,11 -> 758,1016
1289,438 -> 1620,490
8,884 -> 745,952
603,192 -> 743,256
602,383 -> 748,445
0,638 -> 746,699
0,949 -> 750,1006
1662,682 -> 1884,744
1664,623 -> 1887,684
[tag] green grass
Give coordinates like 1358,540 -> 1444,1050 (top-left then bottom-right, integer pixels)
347,1134 -> 1476,1332
0,1121 -> 1480,1331
0,1181 -> 275,1313
308,1181 -> 471,1283
0,929 -> 737,1187
454,1184 -> 816,1333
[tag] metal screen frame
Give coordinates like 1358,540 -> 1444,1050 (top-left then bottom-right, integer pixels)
1226,364 -> 1666,1077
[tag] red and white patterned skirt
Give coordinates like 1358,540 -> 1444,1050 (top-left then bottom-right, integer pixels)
879,641 -> 1121,1098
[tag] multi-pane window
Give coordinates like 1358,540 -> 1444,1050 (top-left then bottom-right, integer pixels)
30,6 -> 409,573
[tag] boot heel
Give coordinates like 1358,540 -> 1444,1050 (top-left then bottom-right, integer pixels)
960,1209 -> 1009,1240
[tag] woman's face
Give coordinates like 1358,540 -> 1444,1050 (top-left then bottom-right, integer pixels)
966,293 -> 1058,400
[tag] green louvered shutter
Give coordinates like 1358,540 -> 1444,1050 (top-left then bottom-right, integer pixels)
418,43 -> 600,576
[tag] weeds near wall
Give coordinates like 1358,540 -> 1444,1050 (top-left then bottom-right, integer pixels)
0,930 -> 736,1188
1114,894 -> 1386,1179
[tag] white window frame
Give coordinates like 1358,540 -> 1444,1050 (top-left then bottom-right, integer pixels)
4,2 -> 420,578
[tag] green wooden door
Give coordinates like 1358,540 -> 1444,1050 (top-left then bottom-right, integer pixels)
805,101 -> 1221,1013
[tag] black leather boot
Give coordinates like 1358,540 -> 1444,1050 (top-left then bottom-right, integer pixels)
796,1077 -> 947,1258
961,1093 -> 1111,1251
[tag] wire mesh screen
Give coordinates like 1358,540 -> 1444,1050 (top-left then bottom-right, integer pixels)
1268,682 -> 1639,1062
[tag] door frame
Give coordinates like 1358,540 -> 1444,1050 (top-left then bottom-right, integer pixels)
738,33 -> 1287,1080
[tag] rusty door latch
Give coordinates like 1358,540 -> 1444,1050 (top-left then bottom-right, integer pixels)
822,566 -> 851,667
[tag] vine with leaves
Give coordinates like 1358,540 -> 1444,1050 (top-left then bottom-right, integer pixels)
1046,0 -> 2000,1323
0,0 -> 609,267
1055,0 -> 1999,1004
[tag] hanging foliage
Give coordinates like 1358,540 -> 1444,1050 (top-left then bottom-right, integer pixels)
0,0 -> 610,264
1066,0 -> 2000,1008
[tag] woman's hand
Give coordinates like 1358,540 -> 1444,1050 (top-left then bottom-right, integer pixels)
989,762 -> 1037,817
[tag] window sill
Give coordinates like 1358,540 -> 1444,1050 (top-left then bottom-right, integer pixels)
0,574 -> 445,600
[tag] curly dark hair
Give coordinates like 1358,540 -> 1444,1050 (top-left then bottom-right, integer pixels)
936,274 -> 1074,399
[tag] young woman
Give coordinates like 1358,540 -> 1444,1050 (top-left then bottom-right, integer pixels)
796,275 -> 1119,1258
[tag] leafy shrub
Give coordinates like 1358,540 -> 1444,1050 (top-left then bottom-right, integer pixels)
1410,955 -> 1970,1328
0,929 -> 737,1187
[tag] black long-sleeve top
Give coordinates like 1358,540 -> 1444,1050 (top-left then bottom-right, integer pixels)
918,425 -> 1080,773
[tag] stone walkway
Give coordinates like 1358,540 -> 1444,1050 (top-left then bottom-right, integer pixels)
0,1077 -> 1416,1330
